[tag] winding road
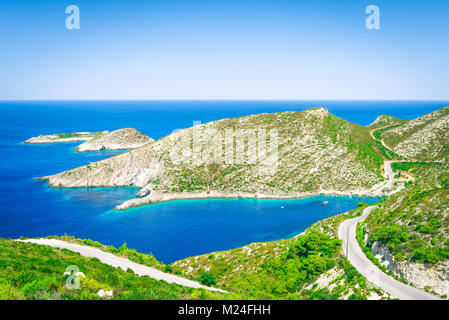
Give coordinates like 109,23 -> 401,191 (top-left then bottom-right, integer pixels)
19,239 -> 226,293
338,206 -> 439,300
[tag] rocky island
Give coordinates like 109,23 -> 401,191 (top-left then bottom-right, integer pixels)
75,128 -> 154,152
23,131 -> 108,144
24,128 -> 153,153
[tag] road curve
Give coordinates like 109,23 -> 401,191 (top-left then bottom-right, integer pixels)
19,239 -> 226,293
338,206 -> 439,300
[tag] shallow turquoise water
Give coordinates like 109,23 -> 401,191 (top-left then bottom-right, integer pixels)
0,100 -> 445,263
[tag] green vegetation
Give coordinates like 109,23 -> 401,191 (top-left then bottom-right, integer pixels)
0,238 -> 224,300
368,115 -> 406,131
47,235 -> 165,270
380,106 -> 449,161
161,110 -> 386,194
372,124 -> 404,141
172,206 -> 387,300
16,106 -> 449,299
356,223 -> 390,274
374,140 -> 402,160
391,161 -> 443,173
178,231 -> 342,299
1,209 -> 388,301
365,164 -> 449,264
47,132 -> 105,140
199,272 -> 217,286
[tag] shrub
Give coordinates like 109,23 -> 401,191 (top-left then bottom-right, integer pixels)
199,272 -> 216,286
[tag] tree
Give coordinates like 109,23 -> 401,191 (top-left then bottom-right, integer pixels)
199,272 -> 216,286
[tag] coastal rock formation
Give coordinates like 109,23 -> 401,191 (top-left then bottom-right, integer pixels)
38,107 -> 388,208
75,128 -> 153,152
23,131 -> 108,144
371,241 -> 449,296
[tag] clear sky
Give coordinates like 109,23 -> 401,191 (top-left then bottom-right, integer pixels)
0,0 -> 448,100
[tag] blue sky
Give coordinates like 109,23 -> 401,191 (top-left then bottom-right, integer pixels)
0,0 -> 448,100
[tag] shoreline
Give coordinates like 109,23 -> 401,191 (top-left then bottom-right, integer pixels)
114,189 -> 386,210
36,169 -> 397,211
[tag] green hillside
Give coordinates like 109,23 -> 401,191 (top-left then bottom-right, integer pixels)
41,108 -> 386,209
364,163 -> 449,264
0,238 -> 223,300
380,106 -> 449,161
171,206 -> 388,300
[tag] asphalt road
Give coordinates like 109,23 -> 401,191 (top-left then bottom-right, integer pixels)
338,206 -> 439,300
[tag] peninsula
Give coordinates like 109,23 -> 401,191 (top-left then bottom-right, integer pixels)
36,106 -> 449,209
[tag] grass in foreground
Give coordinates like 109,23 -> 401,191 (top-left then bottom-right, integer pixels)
172,205 -> 389,300
0,238 -> 225,300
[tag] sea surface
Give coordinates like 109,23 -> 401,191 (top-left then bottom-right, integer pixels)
0,100 -> 447,263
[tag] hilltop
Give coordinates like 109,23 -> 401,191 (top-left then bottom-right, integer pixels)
374,106 -> 449,161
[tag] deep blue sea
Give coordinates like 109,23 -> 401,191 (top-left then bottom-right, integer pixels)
0,100 -> 447,263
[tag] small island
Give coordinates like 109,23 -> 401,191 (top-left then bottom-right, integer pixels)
24,128 -> 153,152
23,131 -> 108,144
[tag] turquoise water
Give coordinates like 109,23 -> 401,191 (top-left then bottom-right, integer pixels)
0,100 -> 446,263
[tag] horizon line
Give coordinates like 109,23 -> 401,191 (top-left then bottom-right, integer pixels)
1,99 -> 449,102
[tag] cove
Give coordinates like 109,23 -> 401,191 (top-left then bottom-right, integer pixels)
4,100 -> 434,264
96,195 -> 381,263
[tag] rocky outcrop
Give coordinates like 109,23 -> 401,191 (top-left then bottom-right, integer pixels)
75,128 -> 153,152
371,241 -> 449,297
